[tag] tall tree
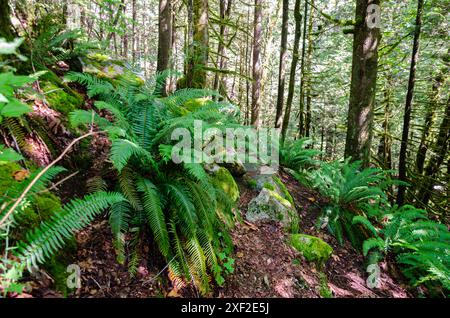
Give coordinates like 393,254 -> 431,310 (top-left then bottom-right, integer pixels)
304,0 -> 315,137
186,0 -> 209,88
298,0 -> 308,137
251,0 -> 263,128
157,0 -> 173,72
213,0 -> 233,94
281,0 -> 302,142
344,0 -> 381,166
397,0 -> 424,205
274,0 -> 289,129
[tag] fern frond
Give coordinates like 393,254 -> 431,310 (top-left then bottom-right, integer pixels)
17,191 -> 125,271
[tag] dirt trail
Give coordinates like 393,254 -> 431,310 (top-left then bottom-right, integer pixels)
220,170 -> 410,298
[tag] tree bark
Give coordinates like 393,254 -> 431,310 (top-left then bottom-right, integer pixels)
281,0 -> 302,142
251,0 -> 263,128
417,97 -> 450,206
304,0 -> 315,138
213,0 -> 233,94
274,0 -> 289,128
186,0 -> 209,88
157,0 -> 173,72
298,0 -> 308,137
397,0 -> 423,205
0,0 -> 14,41
344,0 -> 381,166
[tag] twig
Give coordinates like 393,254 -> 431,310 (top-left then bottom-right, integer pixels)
142,255 -> 177,287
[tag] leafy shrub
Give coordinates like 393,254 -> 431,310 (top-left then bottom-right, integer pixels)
67,71 -> 240,294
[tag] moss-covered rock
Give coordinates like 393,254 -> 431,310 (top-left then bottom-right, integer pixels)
41,82 -> 84,115
246,188 -> 299,232
290,234 -> 333,267
210,167 -> 239,202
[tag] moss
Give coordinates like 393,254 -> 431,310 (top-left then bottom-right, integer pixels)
184,98 -> 210,112
15,192 -> 62,239
272,176 -> 294,206
263,182 -> 275,191
247,179 -> 257,189
43,238 -> 77,297
290,234 -> 333,267
0,162 -> 22,194
318,272 -> 333,298
211,167 -> 239,202
41,82 -> 84,115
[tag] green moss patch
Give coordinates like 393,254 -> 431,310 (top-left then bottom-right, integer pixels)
290,234 -> 333,267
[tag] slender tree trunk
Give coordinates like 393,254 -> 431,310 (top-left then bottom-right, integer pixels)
397,0 -> 423,205
304,0 -> 315,138
417,97 -> 450,206
122,1 -> 128,58
377,82 -> 393,170
245,6 -> 252,125
157,0 -> 173,72
415,70 -> 446,174
186,0 -> 209,88
281,0 -> 302,143
251,0 -> 263,128
105,0 -> 126,47
213,0 -> 232,93
344,0 -> 381,166
298,0 -> 308,137
274,0 -> 289,128
131,0 -> 136,63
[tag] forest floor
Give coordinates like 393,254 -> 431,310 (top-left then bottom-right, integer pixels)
29,168 -> 411,298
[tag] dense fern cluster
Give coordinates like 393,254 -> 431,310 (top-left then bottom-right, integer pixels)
290,156 -> 449,294
354,205 -> 450,294
67,71 -> 240,294
304,159 -> 397,247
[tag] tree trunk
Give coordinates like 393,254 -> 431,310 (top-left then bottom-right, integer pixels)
251,0 -> 263,128
0,0 -> 14,41
304,0 -> 315,138
213,0 -> 233,93
157,0 -> 173,72
274,0 -> 289,128
186,0 -> 209,88
298,0 -> 308,137
131,0 -> 136,63
397,0 -> 423,205
344,0 -> 381,166
415,69 -> 446,175
417,97 -> 450,206
281,0 -> 302,143
377,82 -> 393,170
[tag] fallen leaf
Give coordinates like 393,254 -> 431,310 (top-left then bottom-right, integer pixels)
13,169 -> 30,181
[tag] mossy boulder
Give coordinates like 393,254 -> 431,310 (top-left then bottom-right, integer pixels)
83,53 -> 144,87
290,234 -> 333,267
246,188 -> 299,232
210,167 -> 239,202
